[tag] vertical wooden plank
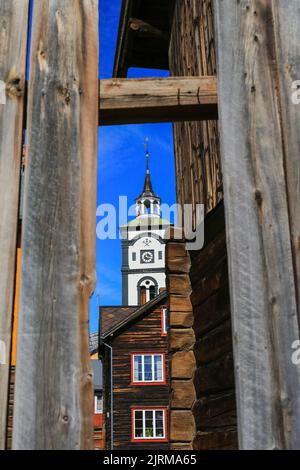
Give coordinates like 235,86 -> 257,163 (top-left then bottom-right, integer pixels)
169,0 -> 222,216
214,0 -> 300,449
273,1 -> 300,323
0,0 -> 29,449
13,0 -> 98,450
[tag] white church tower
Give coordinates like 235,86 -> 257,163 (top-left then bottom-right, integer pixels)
120,143 -> 170,306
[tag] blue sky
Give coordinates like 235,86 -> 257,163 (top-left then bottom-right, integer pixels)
89,0 -> 176,332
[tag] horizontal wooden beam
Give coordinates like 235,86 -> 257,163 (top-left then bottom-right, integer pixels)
99,77 -> 218,126
129,18 -> 169,41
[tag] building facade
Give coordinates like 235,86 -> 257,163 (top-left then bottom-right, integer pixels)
100,293 -> 169,450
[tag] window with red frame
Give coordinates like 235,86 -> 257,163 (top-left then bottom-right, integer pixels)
132,408 -> 168,441
161,307 -> 168,337
131,353 -> 166,385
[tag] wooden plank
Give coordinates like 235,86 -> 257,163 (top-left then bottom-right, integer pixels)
0,0 -> 29,449
193,352 -> 235,397
170,0 -> 222,216
13,0 -> 98,450
273,2 -> 300,325
193,429 -> 237,451
193,391 -> 237,430
194,319 -> 232,366
99,77 -> 218,125
214,0 -> 300,449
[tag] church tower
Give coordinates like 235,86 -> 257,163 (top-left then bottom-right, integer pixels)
120,144 -> 170,306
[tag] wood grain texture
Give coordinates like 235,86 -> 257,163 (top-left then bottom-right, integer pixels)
169,0 -> 222,219
99,77 -> 218,125
188,202 -> 237,449
273,2 -> 300,325
13,0 -> 98,450
0,0 -> 29,449
214,0 -> 300,449
193,429 -> 237,451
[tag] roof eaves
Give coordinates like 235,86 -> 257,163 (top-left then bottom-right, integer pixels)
101,290 -> 168,340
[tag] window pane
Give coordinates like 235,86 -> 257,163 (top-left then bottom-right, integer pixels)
134,355 -> 143,382
135,427 -> 144,438
144,355 -> 153,381
145,428 -> 154,438
154,355 -> 163,381
135,411 -> 143,421
145,410 -> 153,421
134,411 -> 144,438
145,411 -> 154,438
154,411 -> 164,438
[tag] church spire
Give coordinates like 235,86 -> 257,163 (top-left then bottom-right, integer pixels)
135,139 -> 161,217
137,138 -> 158,199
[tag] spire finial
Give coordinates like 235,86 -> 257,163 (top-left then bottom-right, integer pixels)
144,137 -> 150,174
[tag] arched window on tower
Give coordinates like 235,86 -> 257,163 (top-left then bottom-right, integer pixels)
138,279 -> 158,305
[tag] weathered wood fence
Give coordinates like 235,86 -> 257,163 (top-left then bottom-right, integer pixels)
0,0 -> 98,450
0,0 -> 300,451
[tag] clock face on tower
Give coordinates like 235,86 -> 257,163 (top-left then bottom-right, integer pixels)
141,250 -> 154,264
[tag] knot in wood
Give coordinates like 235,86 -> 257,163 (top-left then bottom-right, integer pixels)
254,189 -> 263,206
80,274 -> 92,292
57,85 -> 71,105
6,76 -> 24,98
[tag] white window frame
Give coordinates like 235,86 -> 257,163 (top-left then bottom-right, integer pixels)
132,353 -> 165,384
94,394 -> 103,414
133,409 -> 166,440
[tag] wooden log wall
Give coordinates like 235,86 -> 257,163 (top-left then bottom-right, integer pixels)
12,0 -> 99,450
190,203 -> 237,450
166,231 -> 196,450
0,0 -> 29,449
214,0 -> 300,449
169,0 -> 222,222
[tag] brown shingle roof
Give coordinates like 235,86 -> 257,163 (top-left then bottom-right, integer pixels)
100,306 -> 138,337
100,291 -> 168,340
